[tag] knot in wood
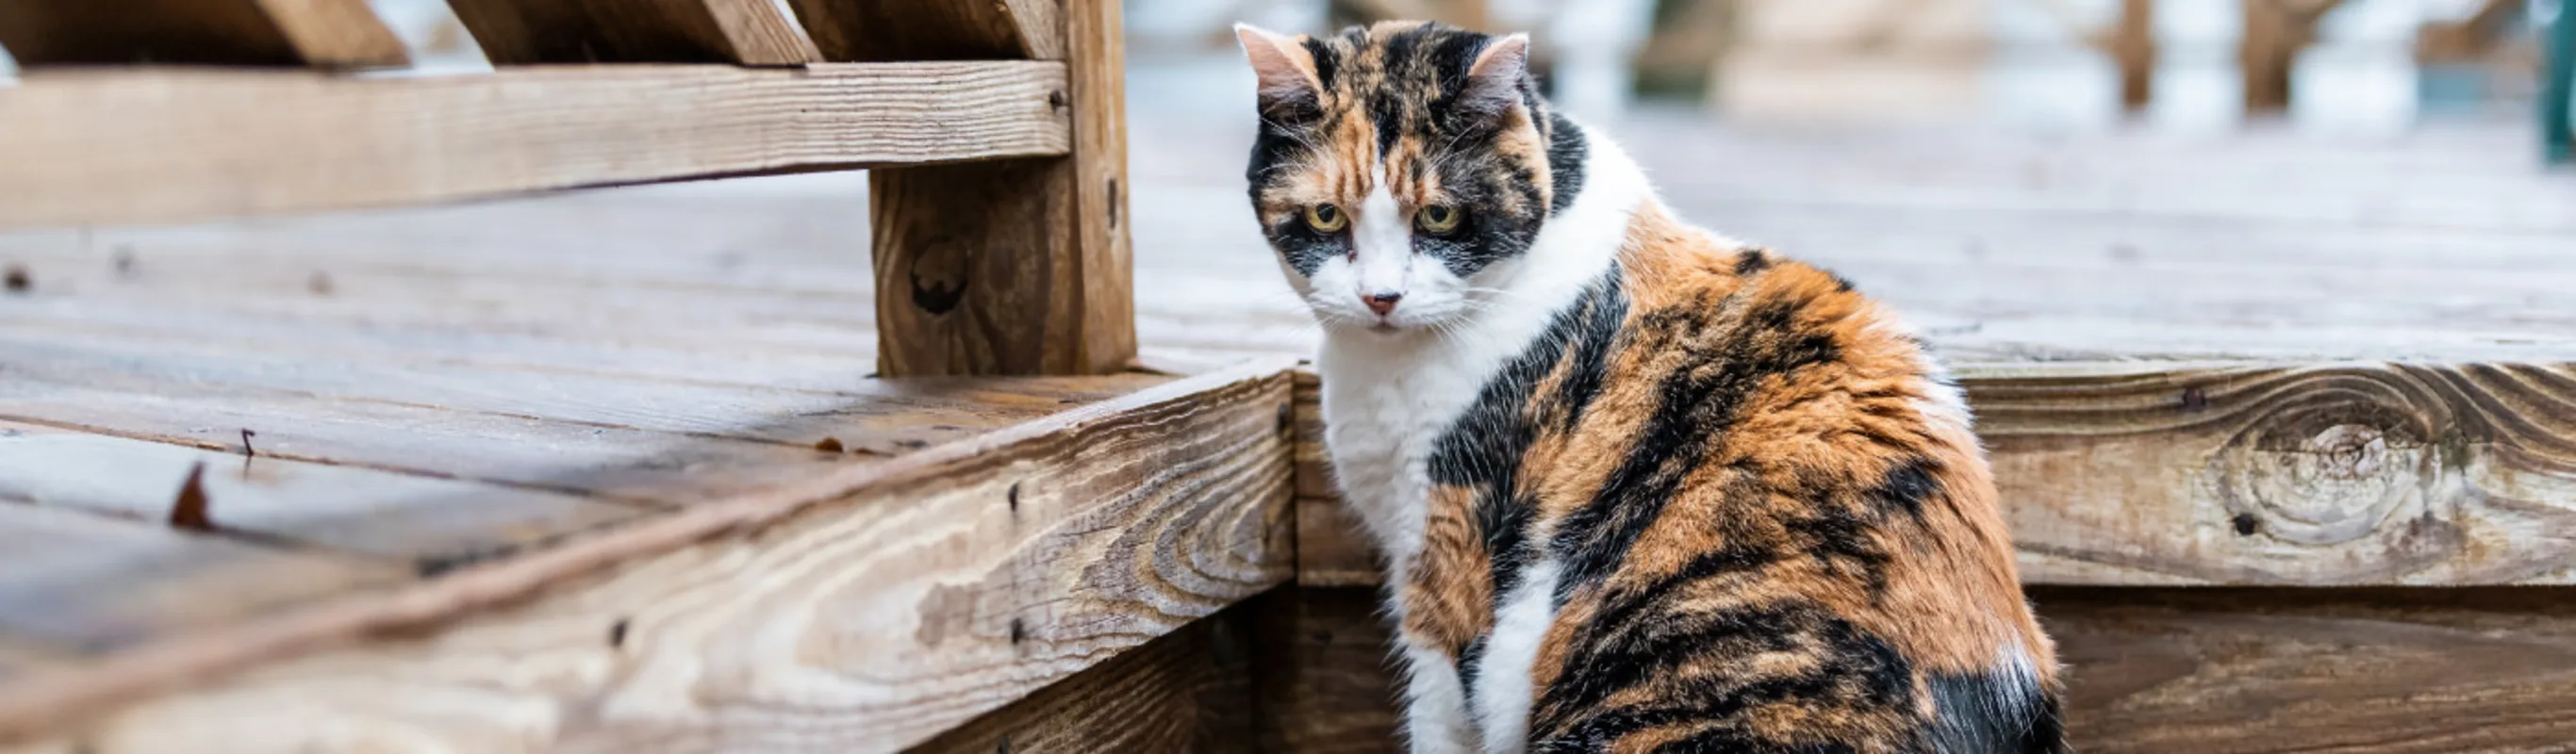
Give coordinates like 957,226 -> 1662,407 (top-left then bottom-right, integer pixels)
906,238 -> 970,316
2212,373 -> 2446,549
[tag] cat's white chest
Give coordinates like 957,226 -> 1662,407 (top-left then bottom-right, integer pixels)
1314,343 -> 1490,573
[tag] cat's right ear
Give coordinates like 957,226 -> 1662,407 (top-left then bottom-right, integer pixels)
1234,24 -> 1324,119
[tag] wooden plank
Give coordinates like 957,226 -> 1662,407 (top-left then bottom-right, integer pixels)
0,62 -> 1070,231
909,593 -> 1263,754
0,362 -> 1299,748
1295,361 -> 2576,587
0,0 -> 407,68
2039,586 -> 2576,752
1242,585 -> 2576,754
870,0 -> 1132,376
1989,362 -> 2576,585
1247,588 -> 1399,753
446,0 -> 821,66
1292,371 -> 1376,587
0,502 -> 405,655
788,0 -> 1065,61
0,421 -> 650,571
0,331 -> 1167,503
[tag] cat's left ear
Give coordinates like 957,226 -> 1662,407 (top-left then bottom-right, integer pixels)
1235,24 -> 1324,118
1458,33 -> 1532,122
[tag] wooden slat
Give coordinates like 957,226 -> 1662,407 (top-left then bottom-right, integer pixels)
1247,588 -> 1400,753
0,362 -> 1299,748
0,503 -> 405,656
909,593 -> 1263,753
1247,585 -> 2576,754
0,0 -> 407,68
1988,362 -> 2576,585
446,0 -> 821,66
2041,586 -> 2576,752
0,62 -> 1070,231
789,0 -> 1065,61
0,329 -> 1166,503
1293,361 -> 2576,587
0,421 -> 649,570
870,0 -> 1132,376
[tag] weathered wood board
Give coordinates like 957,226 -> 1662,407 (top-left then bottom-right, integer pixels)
446,0 -> 821,66
1259,585 -> 2576,754
1296,361 -> 2576,587
0,0 -> 408,68
910,593 -> 1264,753
0,62 -> 1071,231
869,0 -> 1133,376
0,364 -> 1299,750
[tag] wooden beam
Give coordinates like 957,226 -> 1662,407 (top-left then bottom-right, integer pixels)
1295,362 -> 2576,587
1246,588 -> 1401,752
1261,584 -> 2576,753
0,362 -> 1298,749
2042,586 -> 2576,751
446,0 -> 821,66
0,0 -> 407,68
788,0 -> 1065,61
909,593 -> 1263,753
0,62 -> 1070,231
870,0 -> 1133,376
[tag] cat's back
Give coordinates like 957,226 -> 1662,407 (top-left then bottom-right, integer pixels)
1520,208 -> 2066,752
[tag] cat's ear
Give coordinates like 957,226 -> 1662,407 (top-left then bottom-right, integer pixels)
1234,24 -> 1323,117
1458,33 -> 1532,123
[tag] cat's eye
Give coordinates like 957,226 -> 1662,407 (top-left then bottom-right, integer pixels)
1416,205 -> 1463,235
1305,204 -> 1347,233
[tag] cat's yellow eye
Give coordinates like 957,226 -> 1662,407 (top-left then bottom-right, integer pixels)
1416,205 -> 1463,235
1305,204 -> 1347,233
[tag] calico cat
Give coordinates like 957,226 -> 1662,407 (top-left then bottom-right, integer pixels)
1234,22 -> 2066,754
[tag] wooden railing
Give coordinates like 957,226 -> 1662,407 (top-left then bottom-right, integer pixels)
0,0 -> 1134,378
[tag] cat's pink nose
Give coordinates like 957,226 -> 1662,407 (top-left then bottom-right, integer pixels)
1364,291 -> 1403,317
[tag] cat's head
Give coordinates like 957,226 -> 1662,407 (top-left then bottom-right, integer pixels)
1235,22 -> 1563,336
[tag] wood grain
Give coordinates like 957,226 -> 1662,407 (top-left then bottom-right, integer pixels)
0,0 -> 406,68
1292,371 -> 1376,586
1295,362 -> 2576,587
788,0 -> 1065,61
869,0 -> 1132,376
1247,588 -> 1401,754
2039,586 -> 2576,753
0,363 -> 1300,750
0,329 -> 1166,503
1985,362 -> 2576,585
909,594 -> 1262,754
1240,586 -> 2576,754
0,421 -> 649,570
0,62 -> 1069,231
447,0 -> 820,66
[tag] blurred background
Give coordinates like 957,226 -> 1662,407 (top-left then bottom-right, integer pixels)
12,1 -> 2551,132
4,0 -> 2569,363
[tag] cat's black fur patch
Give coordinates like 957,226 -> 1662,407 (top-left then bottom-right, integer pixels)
1928,668 -> 2068,753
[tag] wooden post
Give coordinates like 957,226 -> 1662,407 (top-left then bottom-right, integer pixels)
863,0 -> 1134,377
2240,0 -> 2344,113
2547,0 -> 2575,164
2116,0 -> 2157,110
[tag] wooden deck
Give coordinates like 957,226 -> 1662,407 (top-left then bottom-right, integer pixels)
4,56 -> 2576,749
